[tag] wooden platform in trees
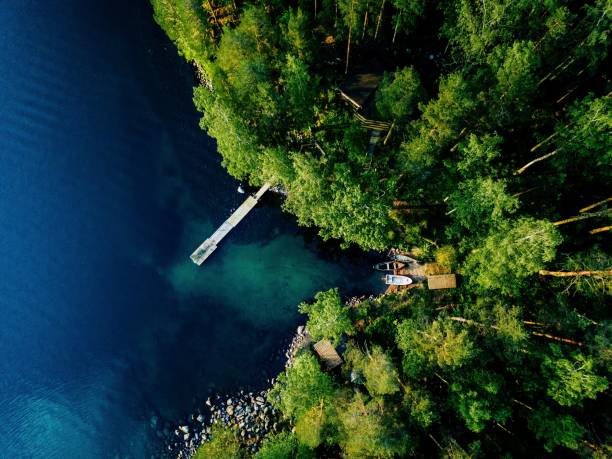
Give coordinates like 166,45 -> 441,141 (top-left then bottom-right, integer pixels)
313,340 -> 343,369
427,274 -> 457,290
339,72 -> 383,110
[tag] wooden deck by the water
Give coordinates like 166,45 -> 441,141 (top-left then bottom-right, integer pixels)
190,183 -> 271,265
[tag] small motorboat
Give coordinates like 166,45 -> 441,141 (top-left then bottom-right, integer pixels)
391,253 -> 418,263
385,274 -> 413,286
373,261 -> 405,271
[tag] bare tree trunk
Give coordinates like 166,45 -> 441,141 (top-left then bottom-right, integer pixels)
515,150 -> 558,174
362,10 -> 368,39
449,317 -> 584,347
374,0 -> 385,39
512,399 -> 534,411
434,372 -> 449,385
428,434 -> 443,450
530,331 -> 583,347
334,0 -> 338,30
590,226 -> 611,234
556,85 -> 578,104
538,56 -> 575,86
314,0 -> 317,18
579,197 -> 612,213
392,11 -> 401,44
345,25 -> 352,74
553,209 -> 612,226
530,132 -> 558,152
383,121 -> 395,145
539,269 -> 612,277
582,440 -> 600,451
495,422 -> 513,436
512,187 -> 540,198
522,319 -> 552,327
345,0 -> 355,74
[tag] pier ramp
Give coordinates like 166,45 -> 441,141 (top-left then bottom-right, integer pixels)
190,183 -> 271,265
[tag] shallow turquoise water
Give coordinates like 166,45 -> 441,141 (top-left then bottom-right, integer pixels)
0,1 -> 380,457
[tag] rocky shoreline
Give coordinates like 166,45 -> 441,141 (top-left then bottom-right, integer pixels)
154,324 -> 313,458
173,387 -> 280,458
157,296 -> 377,458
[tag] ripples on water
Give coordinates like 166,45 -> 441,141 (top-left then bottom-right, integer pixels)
0,1 -> 379,457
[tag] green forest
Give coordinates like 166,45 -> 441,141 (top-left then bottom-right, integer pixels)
151,0 -> 611,456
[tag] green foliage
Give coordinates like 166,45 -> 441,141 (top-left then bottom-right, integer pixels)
455,134 -> 504,179
193,423 -> 243,459
528,405 -> 586,452
294,404 -> 328,448
450,370 -> 510,432
491,304 -> 527,346
194,85 -> 261,180
465,218 -> 562,295
443,0 -> 531,62
215,6 -> 280,128
402,387 -> 438,428
390,0 -> 426,30
448,178 -> 519,238
554,95 -> 612,177
285,153 -> 394,250
337,393 -> 411,458
542,345 -> 608,407
299,288 -> 352,344
269,353 -> 337,420
375,66 -> 424,120
488,40 -> 540,105
361,346 -> 400,396
281,8 -> 313,62
280,55 -> 319,130
254,432 -> 313,459
435,245 -> 457,271
396,318 -> 475,375
150,0 -> 212,64
401,72 -> 476,174
419,73 -> 476,145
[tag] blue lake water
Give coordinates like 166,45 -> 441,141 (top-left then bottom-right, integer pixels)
0,1 -> 379,457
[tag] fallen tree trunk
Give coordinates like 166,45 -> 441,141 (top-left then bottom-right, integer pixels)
515,150 -> 558,174
539,269 -> 612,277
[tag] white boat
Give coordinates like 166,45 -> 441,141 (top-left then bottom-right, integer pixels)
373,261 -> 405,271
385,274 -> 413,286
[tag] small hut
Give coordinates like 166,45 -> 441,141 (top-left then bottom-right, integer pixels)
313,340 -> 343,370
427,274 -> 457,290
339,72 -> 384,111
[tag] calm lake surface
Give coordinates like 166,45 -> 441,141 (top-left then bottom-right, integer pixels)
0,1 -> 379,457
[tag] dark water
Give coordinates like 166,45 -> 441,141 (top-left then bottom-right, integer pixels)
0,1 -> 379,457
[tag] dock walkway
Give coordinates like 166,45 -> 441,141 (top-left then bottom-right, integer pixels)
190,183 -> 271,265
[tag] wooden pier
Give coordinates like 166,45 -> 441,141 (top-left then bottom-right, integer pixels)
190,183 -> 271,265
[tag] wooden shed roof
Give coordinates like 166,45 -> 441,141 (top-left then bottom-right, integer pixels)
427,274 -> 457,290
339,72 -> 383,110
313,340 -> 343,369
